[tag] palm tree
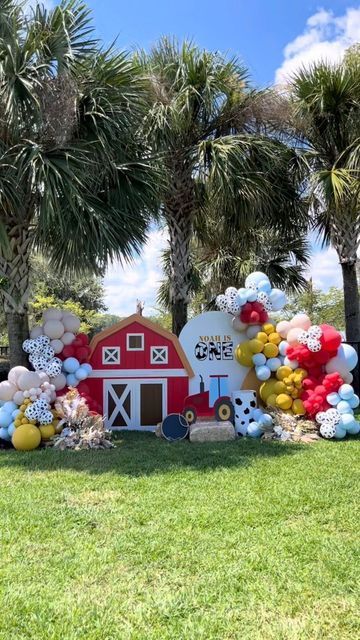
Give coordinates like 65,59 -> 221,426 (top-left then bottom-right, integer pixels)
158,215 -> 310,311
140,38 -> 306,336
0,1 -> 157,366
289,62 -> 360,341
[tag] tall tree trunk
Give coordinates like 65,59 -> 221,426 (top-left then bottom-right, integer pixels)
340,260 -> 360,342
164,160 -> 194,336
166,210 -> 192,336
0,225 -> 32,367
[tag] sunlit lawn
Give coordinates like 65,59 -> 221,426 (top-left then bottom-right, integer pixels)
0,432 -> 359,639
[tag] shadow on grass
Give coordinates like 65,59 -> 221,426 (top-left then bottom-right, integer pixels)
0,431 -> 306,477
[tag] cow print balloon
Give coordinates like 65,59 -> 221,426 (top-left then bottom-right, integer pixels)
319,423 -> 336,439
38,410 -> 54,425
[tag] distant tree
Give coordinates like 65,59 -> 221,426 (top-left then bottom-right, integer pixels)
284,282 -> 345,331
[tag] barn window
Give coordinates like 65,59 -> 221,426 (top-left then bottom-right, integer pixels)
102,347 -> 120,365
127,333 -> 144,351
150,346 -> 168,364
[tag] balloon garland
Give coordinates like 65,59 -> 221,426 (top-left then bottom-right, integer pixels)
0,308 -> 94,450
216,271 -> 360,440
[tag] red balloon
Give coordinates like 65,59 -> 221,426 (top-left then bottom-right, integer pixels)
320,324 -> 342,352
76,346 -> 90,363
75,333 -> 89,346
62,345 -> 75,358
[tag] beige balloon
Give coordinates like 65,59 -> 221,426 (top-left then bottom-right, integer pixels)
8,366 -> 28,386
0,381 -> 18,401
43,308 -> 63,321
17,371 -> 42,391
50,339 -> 64,354
30,325 -> 43,339
43,320 -> 65,340
62,314 -> 80,333
61,331 -> 75,346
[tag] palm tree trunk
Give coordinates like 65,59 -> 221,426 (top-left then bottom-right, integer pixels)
340,260 -> 360,342
166,210 -> 192,335
0,225 -> 32,367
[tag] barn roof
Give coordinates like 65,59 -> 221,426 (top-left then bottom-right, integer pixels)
89,314 -> 194,377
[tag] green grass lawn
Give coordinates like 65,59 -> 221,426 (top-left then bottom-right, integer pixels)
0,433 -> 359,640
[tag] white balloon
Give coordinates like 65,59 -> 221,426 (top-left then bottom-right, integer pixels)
43,308 -> 63,321
62,314 -> 81,333
50,339 -> 64,354
246,325 -> 262,339
232,316 -> 247,332
61,332 -> 75,346
30,325 -> 43,339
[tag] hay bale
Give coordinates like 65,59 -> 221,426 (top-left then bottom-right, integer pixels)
189,421 -> 235,443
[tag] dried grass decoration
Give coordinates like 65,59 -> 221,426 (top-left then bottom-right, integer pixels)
51,389 -> 114,450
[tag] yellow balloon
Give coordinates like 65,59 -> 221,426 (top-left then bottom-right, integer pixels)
20,404 -> 27,412
291,389 -> 299,399
263,343 -> 279,358
262,323 -> 275,335
21,417 -> 28,424
249,338 -> 264,354
268,332 -> 281,345
276,393 -> 293,410
235,342 -> 253,367
12,425 -> 41,451
293,399 -> 306,415
14,419 -> 22,428
256,332 -> 269,344
260,379 -> 278,402
39,424 -> 55,440
276,366 -> 293,381
274,381 -> 287,394
54,421 -> 63,434
266,393 -> 278,407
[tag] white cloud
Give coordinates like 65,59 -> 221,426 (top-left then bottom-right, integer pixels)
275,6 -> 360,84
103,227 -> 168,317
306,246 -> 343,291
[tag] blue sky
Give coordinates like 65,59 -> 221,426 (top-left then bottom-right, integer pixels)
35,0 -> 360,315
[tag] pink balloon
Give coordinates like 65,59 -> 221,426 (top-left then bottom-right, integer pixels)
0,381 -> 17,401
289,313 -> 311,331
13,390 -> 25,405
276,320 -> 291,339
287,327 -> 304,345
8,365 -> 28,386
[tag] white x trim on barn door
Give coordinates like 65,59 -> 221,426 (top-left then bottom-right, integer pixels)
107,383 -> 132,428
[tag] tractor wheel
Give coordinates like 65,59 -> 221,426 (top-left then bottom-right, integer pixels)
183,407 -> 197,425
214,399 -> 234,423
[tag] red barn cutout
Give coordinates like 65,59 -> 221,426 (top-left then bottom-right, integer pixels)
86,315 -> 194,430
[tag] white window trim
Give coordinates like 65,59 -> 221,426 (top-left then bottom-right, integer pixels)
150,346 -> 168,365
127,333 -> 144,351
102,346 -> 120,365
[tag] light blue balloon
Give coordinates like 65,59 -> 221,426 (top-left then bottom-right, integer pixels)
334,424 -> 347,439
257,279 -> 272,293
278,341 -> 289,356
339,413 -> 356,430
63,357 -> 80,374
236,288 -> 248,306
0,426 -> 11,441
75,366 -> 88,381
258,413 -> 273,429
66,373 -> 79,387
0,411 -> 12,428
245,272 -> 268,287
269,289 -> 287,311
267,357 -> 281,372
338,384 -> 354,401
247,421 -> 263,438
349,394 -> 360,409
255,365 -> 271,381
2,401 -> 18,414
253,409 -> 263,421
7,422 -> 16,437
252,353 -> 266,366
337,400 -> 353,414
326,392 -> 340,406
80,363 -> 92,374
12,409 -> 21,419
346,421 -> 360,435
246,289 -> 258,302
